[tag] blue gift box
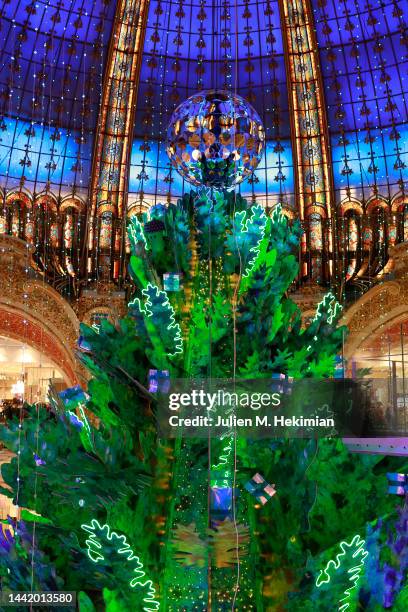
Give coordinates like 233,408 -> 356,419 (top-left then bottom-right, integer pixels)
245,472 -> 276,505
387,472 -> 407,496
148,369 -> 170,393
163,273 -> 182,292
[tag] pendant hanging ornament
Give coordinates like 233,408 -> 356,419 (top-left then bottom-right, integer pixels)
166,90 -> 265,189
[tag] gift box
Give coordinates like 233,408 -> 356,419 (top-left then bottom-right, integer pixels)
245,472 -> 276,505
387,473 -> 407,496
148,369 -> 170,393
163,272 -> 182,292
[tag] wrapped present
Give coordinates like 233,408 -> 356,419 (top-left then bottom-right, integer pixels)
271,372 -> 288,394
245,472 -> 276,505
148,369 -> 170,393
163,272 -> 182,292
387,473 -> 407,496
334,355 -> 345,379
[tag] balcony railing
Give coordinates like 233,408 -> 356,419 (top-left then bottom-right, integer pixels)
2,201 -> 407,302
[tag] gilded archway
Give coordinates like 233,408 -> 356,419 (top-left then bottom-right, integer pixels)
0,234 -> 81,385
342,242 -> 408,363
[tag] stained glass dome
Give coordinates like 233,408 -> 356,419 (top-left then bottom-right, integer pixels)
0,0 -> 405,212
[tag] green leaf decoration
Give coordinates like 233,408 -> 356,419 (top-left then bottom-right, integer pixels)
172,523 -> 208,568
128,215 -> 149,253
78,591 -> 97,612
81,519 -> 159,611
209,520 -> 250,568
128,253 -> 151,290
225,204 -> 267,274
172,520 -> 249,569
316,534 -> 368,611
0,188 -> 397,610
129,283 -> 183,364
194,189 -> 229,258
239,350 -> 261,378
163,202 -> 191,273
310,292 -> 343,329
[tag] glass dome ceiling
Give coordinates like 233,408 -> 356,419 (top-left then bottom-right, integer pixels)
0,0 -> 406,210
129,0 -> 295,208
313,0 -> 408,205
0,0 -> 115,198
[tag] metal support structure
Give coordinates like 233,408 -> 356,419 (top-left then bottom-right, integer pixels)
88,0 -> 149,282
279,0 -> 336,283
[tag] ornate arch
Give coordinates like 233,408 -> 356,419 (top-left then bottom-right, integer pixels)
391,193 -> 408,213
342,281 -> 402,359
342,242 -> 408,359
60,195 -> 86,213
34,192 -> 58,212
0,234 -> 81,385
5,190 -> 32,209
281,207 -> 296,220
338,198 -> 364,216
127,201 -> 150,217
366,195 -> 389,214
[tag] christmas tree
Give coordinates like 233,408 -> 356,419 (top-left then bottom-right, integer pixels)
0,189 -> 407,610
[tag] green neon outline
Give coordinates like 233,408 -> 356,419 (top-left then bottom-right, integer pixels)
67,404 -> 94,451
313,291 -> 343,325
81,519 -> 159,611
128,283 -> 183,356
233,205 -> 267,278
316,534 -> 368,611
128,216 -> 149,251
212,435 -> 233,486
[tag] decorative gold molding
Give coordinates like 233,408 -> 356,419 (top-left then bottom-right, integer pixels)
0,234 -> 80,384
89,0 -> 150,220
278,0 -> 334,221
342,242 -> 408,358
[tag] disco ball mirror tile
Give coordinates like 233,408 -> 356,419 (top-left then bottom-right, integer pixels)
166,90 -> 265,189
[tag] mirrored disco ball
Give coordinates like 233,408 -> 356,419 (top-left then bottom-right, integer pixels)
166,90 -> 265,189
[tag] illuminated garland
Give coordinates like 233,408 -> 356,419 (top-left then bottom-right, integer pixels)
128,216 -> 149,251
81,519 -> 159,611
234,205 -> 267,278
212,434 -> 233,486
129,283 -> 183,356
313,292 -> 343,325
316,534 -> 368,611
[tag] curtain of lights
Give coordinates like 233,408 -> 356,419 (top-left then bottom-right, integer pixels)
89,0 -> 149,284
312,0 -> 408,297
0,0 -> 115,295
278,0 -> 335,284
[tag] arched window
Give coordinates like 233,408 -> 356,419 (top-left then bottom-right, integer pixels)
60,197 -> 86,278
4,193 -> 32,240
344,210 -> 360,281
